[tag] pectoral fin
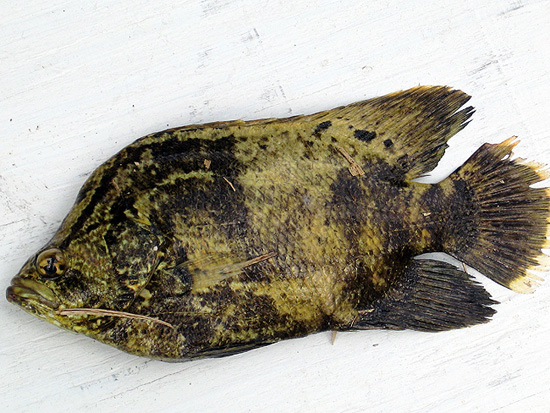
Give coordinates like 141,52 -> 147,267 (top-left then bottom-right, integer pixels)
166,251 -> 278,293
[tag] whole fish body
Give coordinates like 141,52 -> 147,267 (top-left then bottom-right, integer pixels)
7,86 -> 550,360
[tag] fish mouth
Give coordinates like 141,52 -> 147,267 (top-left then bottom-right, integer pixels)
6,277 -> 59,310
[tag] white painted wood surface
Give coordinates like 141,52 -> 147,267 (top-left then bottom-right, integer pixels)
2,1 -> 550,411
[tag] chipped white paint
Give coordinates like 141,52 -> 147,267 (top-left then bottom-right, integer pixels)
2,1 -> 550,411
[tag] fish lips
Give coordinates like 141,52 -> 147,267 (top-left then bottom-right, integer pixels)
6,277 -> 59,310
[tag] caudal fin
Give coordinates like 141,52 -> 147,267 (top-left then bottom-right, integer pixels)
444,137 -> 550,293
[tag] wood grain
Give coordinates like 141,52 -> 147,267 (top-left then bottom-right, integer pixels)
2,1 -> 550,411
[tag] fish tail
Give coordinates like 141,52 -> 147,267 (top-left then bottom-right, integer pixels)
442,137 -> 550,293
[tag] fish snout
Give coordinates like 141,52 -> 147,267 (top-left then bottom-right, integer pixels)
6,276 -> 59,309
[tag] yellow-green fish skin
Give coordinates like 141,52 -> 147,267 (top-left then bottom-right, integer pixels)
7,86 -> 550,360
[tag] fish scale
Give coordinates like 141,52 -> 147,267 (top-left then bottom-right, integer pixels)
7,86 -> 550,360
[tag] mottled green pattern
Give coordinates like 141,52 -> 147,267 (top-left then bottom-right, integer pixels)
7,87 -> 550,360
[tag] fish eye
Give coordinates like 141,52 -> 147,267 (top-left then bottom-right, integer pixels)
36,248 -> 66,279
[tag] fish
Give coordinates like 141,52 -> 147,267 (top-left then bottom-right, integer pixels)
6,86 -> 550,360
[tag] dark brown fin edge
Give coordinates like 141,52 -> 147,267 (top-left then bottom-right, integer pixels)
446,137 -> 550,293
307,86 -> 475,180
353,259 -> 497,331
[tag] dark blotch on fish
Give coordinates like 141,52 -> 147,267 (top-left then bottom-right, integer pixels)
6,86 -> 550,360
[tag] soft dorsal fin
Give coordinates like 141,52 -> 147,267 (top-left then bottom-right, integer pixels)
304,86 -> 474,179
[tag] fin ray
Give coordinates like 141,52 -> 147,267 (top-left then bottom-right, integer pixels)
353,260 -> 496,332
444,138 -> 550,293
165,86 -> 472,181
305,86 -> 474,179
177,251 -> 277,291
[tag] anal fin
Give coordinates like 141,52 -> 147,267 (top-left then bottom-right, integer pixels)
354,259 -> 497,331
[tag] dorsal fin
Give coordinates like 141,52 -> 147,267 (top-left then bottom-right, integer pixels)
156,86 -> 472,181
304,86 -> 474,179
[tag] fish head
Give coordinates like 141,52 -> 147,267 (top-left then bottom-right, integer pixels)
7,246 -> 78,329
6,233 -> 134,333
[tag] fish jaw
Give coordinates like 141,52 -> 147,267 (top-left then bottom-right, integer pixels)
6,276 -> 61,321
